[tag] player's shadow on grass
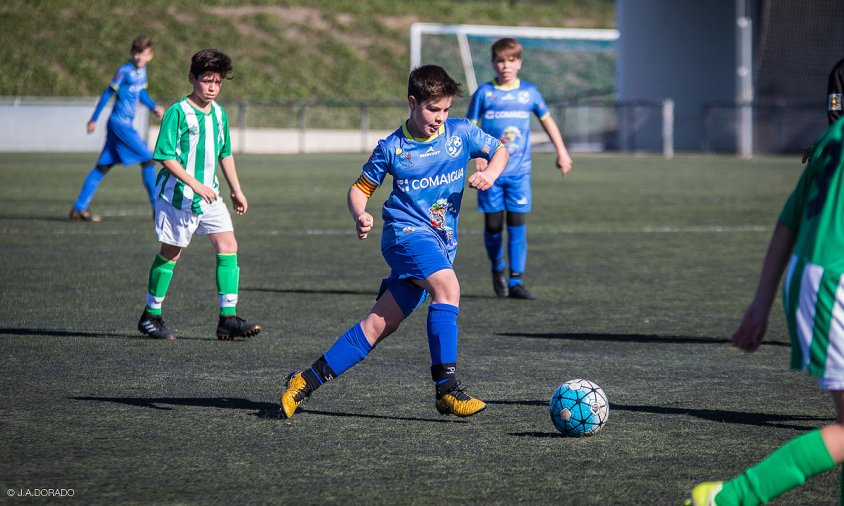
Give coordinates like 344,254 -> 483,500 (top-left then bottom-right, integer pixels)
493,399 -> 832,437
71,396 -> 462,424
497,332 -> 790,347
0,327 -> 228,342
241,286 -> 488,299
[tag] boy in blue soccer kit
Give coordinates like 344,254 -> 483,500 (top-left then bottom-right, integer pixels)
466,38 -> 572,299
280,65 -> 509,418
69,35 -> 164,222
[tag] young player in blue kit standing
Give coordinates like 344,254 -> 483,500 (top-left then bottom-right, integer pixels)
280,65 -> 509,418
466,38 -> 573,299
69,35 -> 164,222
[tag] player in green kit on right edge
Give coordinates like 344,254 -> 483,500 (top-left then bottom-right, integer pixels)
137,49 -> 261,341
686,118 -> 844,504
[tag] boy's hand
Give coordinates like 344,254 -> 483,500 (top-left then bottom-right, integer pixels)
557,152 -> 573,176
191,183 -> 218,204
230,190 -> 248,215
468,170 -> 495,191
475,158 -> 489,172
356,212 -> 373,240
153,106 -> 165,120
730,300 -> 769,353
86,120 -> 97,134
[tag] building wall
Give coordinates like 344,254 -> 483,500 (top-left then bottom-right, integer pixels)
617,0 -> 737,151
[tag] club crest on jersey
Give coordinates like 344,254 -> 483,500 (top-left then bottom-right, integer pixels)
445,135 -> 463,158
517,91 -> 531,104
830,93 -> 842,112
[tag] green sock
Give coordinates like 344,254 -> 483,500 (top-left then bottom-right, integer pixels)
715,429 -> 835,506
216,253 -> 239,317
145,254 -> 176,315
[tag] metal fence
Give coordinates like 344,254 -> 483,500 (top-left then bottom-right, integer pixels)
0,97 -> 675,157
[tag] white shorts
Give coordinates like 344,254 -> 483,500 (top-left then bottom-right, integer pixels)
154,197 -> 234,248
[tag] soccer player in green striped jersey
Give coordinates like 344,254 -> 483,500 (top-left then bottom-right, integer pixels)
687,119 -> 844,505
137,48 -> 261,341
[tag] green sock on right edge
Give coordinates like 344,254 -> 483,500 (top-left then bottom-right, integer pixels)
716,428 -> 835,506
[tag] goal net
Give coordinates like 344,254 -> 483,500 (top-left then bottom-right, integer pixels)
410,23 -> 618,102
410,23 -> 621,153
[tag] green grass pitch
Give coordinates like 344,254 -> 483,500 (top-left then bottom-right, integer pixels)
0,152 -> 838,504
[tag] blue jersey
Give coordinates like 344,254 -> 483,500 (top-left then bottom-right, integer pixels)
91,61 -> 155,125
466,79 -> 550,176
354,118 -> 502,257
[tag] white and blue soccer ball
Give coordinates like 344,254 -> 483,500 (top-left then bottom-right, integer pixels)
549,379 -> 609,437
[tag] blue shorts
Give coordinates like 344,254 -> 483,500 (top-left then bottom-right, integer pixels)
96,118 -> 154,167
378,230 -> 453,316
477,172 -> 532,213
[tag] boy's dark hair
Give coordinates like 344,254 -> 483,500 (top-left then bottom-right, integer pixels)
408,65 -> 462,103
131,35 -> 153,54
491,38 -> 522,60
190,49 -> 234,80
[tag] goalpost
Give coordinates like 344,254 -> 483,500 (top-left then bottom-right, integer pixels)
409,23 -> 674,157
410,23 -> 619,96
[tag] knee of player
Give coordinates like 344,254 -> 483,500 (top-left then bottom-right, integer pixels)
361,313 -> 402,341
96,164 -> 114,174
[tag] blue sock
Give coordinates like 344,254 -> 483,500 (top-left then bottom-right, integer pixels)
73,167 -> 105,211
141,163 -> 157,207
508,224 -> 527,287
323,323 -> 373,377
484,230 -> 505,271
427,303 -> 459,384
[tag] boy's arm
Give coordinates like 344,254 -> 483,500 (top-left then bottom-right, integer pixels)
730,222 -> 796,352
468,146 -> 509,191
347,185 -> 373,240
219,155 -> 248,215
139,89 -> 165,119
159,159 -> 219,206
88,87 -> 116,134
540,115 -> 573,176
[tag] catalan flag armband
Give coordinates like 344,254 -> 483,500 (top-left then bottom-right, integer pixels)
353,174 -> 378,198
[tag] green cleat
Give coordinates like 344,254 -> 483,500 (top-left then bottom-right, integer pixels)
684,481 -> 723,506
280,371 -> 312,419
435,383 -> 486,417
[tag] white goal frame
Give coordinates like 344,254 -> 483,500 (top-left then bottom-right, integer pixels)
409,23 -> 619,94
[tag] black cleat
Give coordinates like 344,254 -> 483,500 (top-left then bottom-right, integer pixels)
508,284 -> 535,300
492,269 -> 509,298
137,311 -> 176,340
216,315 -> 262,340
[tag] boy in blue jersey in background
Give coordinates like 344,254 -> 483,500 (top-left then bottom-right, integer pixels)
467,38 -> 573,299
280,65 -> 509,419
69,35 -> 164,222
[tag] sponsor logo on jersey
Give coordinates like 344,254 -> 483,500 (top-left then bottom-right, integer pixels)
484,110 -> 531,120
501,126 -> 523,153
420,146 -> 441,158
830,93 -> 842,111
445,135 -> 463,158
501,92 -> 515,101
399,167 -> 464,192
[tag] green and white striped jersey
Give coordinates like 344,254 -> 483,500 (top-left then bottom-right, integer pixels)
779,118 -> 844,271
153,97 -> 232,214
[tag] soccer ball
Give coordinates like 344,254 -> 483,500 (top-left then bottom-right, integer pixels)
549,379 -> 609,437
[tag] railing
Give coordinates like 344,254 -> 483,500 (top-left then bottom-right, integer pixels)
0,97 -> 675,157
